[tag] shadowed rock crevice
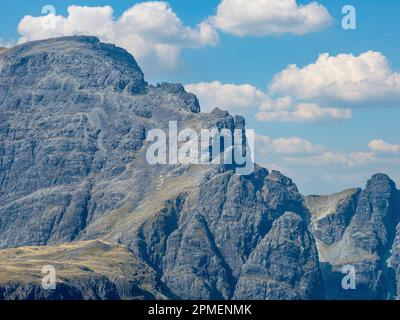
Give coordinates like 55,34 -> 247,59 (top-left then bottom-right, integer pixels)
137,194 -> 185,273
233,212 -> 324,300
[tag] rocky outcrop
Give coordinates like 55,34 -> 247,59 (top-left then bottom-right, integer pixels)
306,188 -> 361,246
306,174 -> 400,300
159,168 -> 318,300
233,212 -> 324,300
391,221 -> 400,298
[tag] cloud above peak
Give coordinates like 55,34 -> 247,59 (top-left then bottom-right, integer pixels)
254,134 -> 325,166
210,0 -> 332,36
185,81 -> 352,123
281,151 -> 377,169
368,139 -> 400,153
184,81 -> 266,113
269,51 -> 400,104
255,101 -> 352,122
17,2 -> 219,75
270,137 -> 324,154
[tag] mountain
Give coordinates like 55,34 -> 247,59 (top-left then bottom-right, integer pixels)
0,36 -> 399,300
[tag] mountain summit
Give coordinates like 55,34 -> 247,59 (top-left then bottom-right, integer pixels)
0,37 -> 399,300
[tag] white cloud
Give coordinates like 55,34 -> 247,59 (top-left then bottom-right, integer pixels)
255,133 -> 324,160
254,134 -> 400,194
17,2 -> 219,74
186,81 -> 351,122
271,137 -> 324,154
269,51 -> 400,103
255,133 -> 271,145
210,0 -> 331,36
256,102 -> 351,122
185,81 -> 266,112
368,139 -> 400,153
283,151 -> 376,167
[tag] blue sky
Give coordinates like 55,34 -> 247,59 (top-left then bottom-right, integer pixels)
1,0 -> 400,194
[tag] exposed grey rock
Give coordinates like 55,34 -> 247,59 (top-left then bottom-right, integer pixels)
162,213 -> 234,300
233,212 -> 324,300
306,188 -> 361,246
390,221 -> 400,299
349,174 -> 398,254
0,36 -> 202,249
305,174 -> 400,300
158,166 -> 321,300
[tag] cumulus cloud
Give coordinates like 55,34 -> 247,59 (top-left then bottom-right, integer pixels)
269,51 -> 400,103
210,0 -> 331,36
266,138 -> 400,169
255,133 -> 324,159
254,134 -> 400,194
283,151 -> 376,167
368,139 -> 400,153
186,81 -> 351,122
271,137 -> 324,154
257,95 -> 351,123
254,135 -> 380,168
17,2 -> 219,74
184,81 -> 266,112
187,51 -> 399,120
256,102 -> 352,122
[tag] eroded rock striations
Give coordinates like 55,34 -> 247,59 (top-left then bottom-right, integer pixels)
305,174 -> 400,299
0,36 -> 399,300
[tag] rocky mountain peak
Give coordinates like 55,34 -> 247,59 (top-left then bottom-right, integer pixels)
0,36 -> 147,98
366,173 -> 397,196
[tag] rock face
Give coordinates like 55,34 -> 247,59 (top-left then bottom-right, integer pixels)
306,188 -> 361,246
0,36 -> 399,300
305,174 -> 400,299
233,212 -> 324,300
391,223 -> 400,298
160,168 -> 318,300
0,36 -> 201,249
